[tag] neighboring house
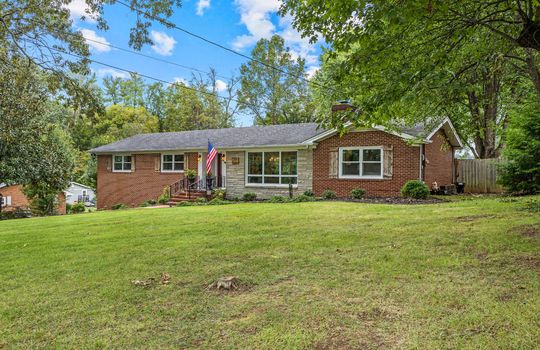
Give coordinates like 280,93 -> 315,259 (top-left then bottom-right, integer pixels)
65,182 -> 96,206
0,183 -> 66,215
89,114 -> 463,209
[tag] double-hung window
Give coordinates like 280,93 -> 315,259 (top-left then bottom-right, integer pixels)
246,151 -> 298,185
161,153 -> 184,172
339,147 -> 383,178
113,155 -> 132,172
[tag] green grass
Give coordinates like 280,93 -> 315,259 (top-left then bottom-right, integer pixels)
1,197 -> 539,349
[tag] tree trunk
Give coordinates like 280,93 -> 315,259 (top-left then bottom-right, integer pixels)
525,49 -> 540,102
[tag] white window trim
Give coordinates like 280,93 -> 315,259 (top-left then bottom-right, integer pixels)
338,146 -> 384,179
245,151 -> 299,187
112,154 -> 133,173
160,152 -> 185,173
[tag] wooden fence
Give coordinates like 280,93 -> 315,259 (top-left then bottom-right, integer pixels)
456,158 -> 504,193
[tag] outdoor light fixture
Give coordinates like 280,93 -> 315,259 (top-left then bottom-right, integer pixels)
197,153 -> 202,161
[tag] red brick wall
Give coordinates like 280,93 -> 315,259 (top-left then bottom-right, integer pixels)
424,130 -> 454,187
96,152 -> 198,209
313,131 -> 421,197
0,185 -> 66,214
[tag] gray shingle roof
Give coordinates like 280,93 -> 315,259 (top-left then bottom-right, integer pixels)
89,123 -> 328,153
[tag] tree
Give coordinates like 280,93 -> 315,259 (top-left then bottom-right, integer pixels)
498,99 -> 540,194
238,35 -> 315,125
281,0 -> 536,158
0,59 -> 76,214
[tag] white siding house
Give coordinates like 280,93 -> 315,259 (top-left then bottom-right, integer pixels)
65,182 -> 95,206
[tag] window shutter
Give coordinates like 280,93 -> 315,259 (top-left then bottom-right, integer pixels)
383,145 -> 393,179
329,148 -> 339,178
131,155 -> 136,172
6,196 -> 11,206
154,155 -> 160,172
106,157 -> 112,172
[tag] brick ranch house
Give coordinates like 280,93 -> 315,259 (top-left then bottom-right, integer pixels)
90,117 -> 462,209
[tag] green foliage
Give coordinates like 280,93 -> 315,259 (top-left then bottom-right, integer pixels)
269,195 -> 288,203
70,202 -> 86,214
176,201 -> 192,207
303,189 -> 315,197
185,169 -> 197,180
498,101 -> 540,194
238,35 -> 315,125
351,188 -> 366,199
321,190 -> 337,200
158,187 -> 170,204
111,203 -> 128,210
139,199 -> 156,207
401,180 -> 430,199
242,192 -> 257,201
207,198 -> 231,206
292,194 -> 314,202
195,197 -> 207,204
212,188 -> 226,200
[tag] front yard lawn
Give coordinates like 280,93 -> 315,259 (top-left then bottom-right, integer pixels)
1,197 -> 539,349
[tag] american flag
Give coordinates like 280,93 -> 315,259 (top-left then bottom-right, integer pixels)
206,141 -> 217,175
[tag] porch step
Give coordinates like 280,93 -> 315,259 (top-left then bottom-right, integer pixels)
167,191 -> 207,205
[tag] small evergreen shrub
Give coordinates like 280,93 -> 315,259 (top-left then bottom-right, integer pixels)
401,180 -> 430,199
139,199 -> 157,207
322,190 -> 337,199
212,188 -> 226,200
111,203 -> 128,210
351,188 -> 366,199
158,186 -> 170,204
242,192 -> 257,201
195,197 -> 207,204
292,194 -> 313,202
71,202 -> 86,213
303,189 -> 315,197
269,195 -> 288,203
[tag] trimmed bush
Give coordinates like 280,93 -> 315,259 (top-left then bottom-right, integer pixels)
111,203 -> 128,210
139,199 -> 156,207
303,189 -> 315,197
292,194 -> 313,202
71,202 -> 86,213
322,190 -> 337,200
195,197 -> 207,204
212,188 -> 226,200
269,195 -> 288,203
351,188 -> 366,199
242,192 -> 257,201
158,186 -> 170,204
401,180 -> 430,199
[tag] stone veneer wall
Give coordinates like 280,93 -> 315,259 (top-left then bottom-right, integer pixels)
225,148 -> 313,199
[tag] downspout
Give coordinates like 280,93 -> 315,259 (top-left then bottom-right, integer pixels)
419,145 -> 424,181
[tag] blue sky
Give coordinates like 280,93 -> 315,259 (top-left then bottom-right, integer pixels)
67,0 -> 323,125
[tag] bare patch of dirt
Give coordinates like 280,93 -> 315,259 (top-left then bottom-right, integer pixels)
131,273 -> 171,288
205,276 -> 253,294
516,255 -> 540,270
514,224 -> 540,238
456,214 -> 497,222
314,334 -> 354,350
475,251 -> 489,261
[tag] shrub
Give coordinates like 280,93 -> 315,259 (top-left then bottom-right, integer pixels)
158,186 -> 170,204
185,169 -> 197,181
401,180 -> 430,199
322,190 -> 337,199
176,201 -> 193,207
231,196 -> 241,202
139,199 -> 157,207
71,202 -> 86,213
269,195 -> 288,203
292,194 -> 313,202
351,188 -> 366,199
303,189 -> 315,197
242,192 -> 257,201
111,203 -> 128,210
208,198 -> 231,205
497,100 -> 540,194
66,203 -> 72,213
195,197 -> 207,204
212,188 -> 226,200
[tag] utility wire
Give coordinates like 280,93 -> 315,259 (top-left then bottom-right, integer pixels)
115,0 -> 340,94
29,40 -> 275,114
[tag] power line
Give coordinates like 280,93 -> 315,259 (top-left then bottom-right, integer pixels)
25,17 -> 234,82
29,40 -> 275,114
115,0 -> 340,94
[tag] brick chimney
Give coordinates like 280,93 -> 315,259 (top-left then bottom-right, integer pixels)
331,100 -> 356,112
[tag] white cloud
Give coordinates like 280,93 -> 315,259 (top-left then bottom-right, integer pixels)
80,29 -> 111,53
196,0 -> 211,16
150,31 -> 177,56
231,0 -> 320,66
171,77 -> 189,86
306,66 -> 320,79
94,68 -> 129,79
215,79 -> 228,92
66,0 -> 98,23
